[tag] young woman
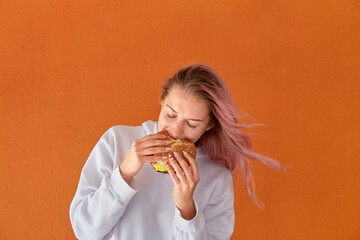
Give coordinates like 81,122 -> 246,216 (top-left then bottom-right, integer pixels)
69,63 -> 284,240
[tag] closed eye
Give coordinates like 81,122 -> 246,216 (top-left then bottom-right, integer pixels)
166,114 -> 197,129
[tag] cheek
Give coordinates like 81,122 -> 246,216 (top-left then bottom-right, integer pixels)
159,113 -> 169,124
188,130 -> 205,143
158,112 -> 171,129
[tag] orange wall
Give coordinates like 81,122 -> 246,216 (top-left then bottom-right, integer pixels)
1,1 -> 359,239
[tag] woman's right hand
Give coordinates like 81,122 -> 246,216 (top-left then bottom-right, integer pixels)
119,133 -> 171,184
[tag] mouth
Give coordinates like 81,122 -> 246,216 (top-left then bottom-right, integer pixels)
162,129 -> 191,141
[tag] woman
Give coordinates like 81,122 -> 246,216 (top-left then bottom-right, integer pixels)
69,63 -> 284,240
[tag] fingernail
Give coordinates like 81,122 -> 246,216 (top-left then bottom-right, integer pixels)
173,152 -> 179,158
165,140 -> 172,144
165,147 -> 172,151
169,154 -> 174,161
182,151 -> 188,155
162,156 -> 168,160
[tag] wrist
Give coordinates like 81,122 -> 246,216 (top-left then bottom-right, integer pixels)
119,165 -> 133,184
176,199 -> 196,220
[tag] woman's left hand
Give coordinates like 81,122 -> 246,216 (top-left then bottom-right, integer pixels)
166,151 -> 199,220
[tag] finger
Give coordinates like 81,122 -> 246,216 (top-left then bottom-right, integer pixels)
144,139 -> 172,148
142,138 -> 171,151
166,162 -> 180,184
141,146 -> 172,156
134,137 -> 171,156
140,139 -> 171,152
137,133 -> 167,144
174,152 -> 192,178
170,153 -> 187,182
182,151 -> 199,182
143,155 -> 169,163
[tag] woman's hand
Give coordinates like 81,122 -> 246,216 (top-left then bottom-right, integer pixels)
119,133 -> 171,184
166,151 -> 200,220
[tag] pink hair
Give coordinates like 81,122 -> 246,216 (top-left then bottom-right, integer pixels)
160,63 -> 285,209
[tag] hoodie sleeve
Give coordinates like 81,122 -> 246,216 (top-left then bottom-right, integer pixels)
172,176 -> 235,239
69,128 -> 139,240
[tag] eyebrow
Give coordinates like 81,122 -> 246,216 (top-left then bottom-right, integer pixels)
166,104 -> 203,122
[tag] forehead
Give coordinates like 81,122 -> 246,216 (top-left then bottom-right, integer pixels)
164,87 -> 210,118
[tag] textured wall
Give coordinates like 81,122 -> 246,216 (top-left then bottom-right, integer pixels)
0,0 -> 359,239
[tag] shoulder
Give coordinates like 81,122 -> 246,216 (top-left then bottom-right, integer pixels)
105,125 -> 144,137
100,120 -> 157,141
99,124 -> 146,148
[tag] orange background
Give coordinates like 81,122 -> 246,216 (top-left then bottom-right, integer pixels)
1,1 -> 359,239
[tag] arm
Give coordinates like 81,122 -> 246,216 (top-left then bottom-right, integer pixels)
172,192 -> 234,240
169,152 -> 235,240
69,128 -> 170,239
69,130 -> 138,240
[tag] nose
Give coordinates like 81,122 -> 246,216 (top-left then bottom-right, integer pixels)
169,121 -> 184,139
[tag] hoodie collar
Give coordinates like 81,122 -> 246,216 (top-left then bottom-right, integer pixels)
142,120 -> 158,135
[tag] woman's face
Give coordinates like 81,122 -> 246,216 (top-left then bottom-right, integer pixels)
157,86 -> 214,143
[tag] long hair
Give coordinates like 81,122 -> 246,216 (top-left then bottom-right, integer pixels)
160,63 -> 285,209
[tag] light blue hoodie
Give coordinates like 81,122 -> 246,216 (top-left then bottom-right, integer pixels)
70,120 -> 234,240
